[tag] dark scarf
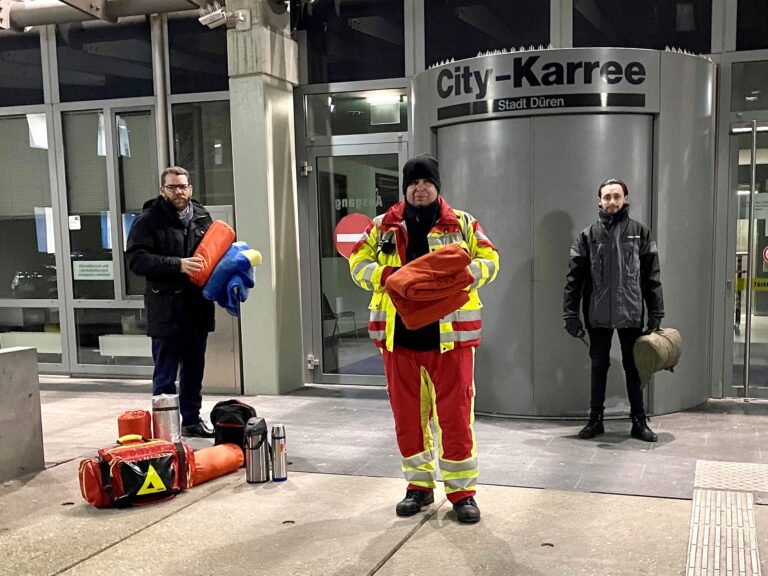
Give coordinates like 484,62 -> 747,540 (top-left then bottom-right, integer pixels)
598,204 -> 629,227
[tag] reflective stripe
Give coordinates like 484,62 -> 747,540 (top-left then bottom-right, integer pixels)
469,261 -> 482,280
483,259 -> 497,278
352,260 -> 371,279
439,457 -> 478,472
442,309 -> 482,323
361,263 -> 377,282
456,330 -> 481,342
369,310 -> 387,322
475,230 -> 490,242
439,331 -> 455,343
444,476 -> 477,491
427,233 -> 464,246
403,470 -> 436,483
404,450 -> 436,468
368,330 -> 385,340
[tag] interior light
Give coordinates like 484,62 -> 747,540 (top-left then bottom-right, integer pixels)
367,95 -> 401,105
599,93 -> 608,107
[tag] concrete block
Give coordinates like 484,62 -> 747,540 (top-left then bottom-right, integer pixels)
0,347 -> 44,482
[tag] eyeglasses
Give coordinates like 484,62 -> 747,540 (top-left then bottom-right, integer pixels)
163,184 -> 190,193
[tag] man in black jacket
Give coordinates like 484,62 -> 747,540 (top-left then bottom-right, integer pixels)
126,166 -> 215,438
563,178 -> 664,443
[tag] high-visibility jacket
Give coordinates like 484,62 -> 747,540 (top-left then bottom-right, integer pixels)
349,197 -> 499,352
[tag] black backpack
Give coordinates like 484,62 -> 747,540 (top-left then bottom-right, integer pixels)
210,400 -> 258,452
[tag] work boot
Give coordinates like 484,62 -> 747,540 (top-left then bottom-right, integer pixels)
630,414 -> 658,443
453,496 -> 481,524
395,489 -> 434,517
578,409 -> 604,439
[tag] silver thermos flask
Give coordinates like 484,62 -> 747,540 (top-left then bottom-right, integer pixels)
245,417 -> 270,483
152,393 -> 181,443
271,423 -> 287,482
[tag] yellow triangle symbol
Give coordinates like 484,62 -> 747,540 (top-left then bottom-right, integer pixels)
137,465 -> 167,496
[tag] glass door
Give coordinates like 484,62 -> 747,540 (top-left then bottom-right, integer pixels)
307,143 -> 407,384
730,122 -> 768,397
58,106 -> 158,373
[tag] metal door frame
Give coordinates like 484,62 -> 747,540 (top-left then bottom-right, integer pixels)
304,142 -> 408,385
725,121 -> 768,398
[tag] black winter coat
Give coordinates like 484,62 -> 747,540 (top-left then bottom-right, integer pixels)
125,196 -> 215,338
563,205 -> 664,330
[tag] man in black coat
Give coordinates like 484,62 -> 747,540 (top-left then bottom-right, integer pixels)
563,178 -> 664,443
126,166 -> 215,438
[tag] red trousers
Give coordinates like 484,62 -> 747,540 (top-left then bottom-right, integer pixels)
382,346 -> 478,504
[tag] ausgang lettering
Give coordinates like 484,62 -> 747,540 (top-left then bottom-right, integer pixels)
437,56 -> 646,100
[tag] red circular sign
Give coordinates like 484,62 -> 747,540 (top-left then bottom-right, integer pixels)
334,213 -> 373,260
763,245 -> 768,263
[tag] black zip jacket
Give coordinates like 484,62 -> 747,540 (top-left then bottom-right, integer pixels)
126,196 -> 215,338
563,205 -> 664,329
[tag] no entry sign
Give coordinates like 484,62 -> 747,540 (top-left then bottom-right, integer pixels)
334,213 -> 373,259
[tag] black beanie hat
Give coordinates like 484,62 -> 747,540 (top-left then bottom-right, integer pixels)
402,154 -> 440,195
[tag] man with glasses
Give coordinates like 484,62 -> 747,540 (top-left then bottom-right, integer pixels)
126,166 -> 215,438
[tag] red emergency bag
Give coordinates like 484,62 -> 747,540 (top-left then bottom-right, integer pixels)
78,435 -> 194,509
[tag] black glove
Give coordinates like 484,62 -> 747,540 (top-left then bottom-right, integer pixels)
564,317 -> 585,338
646,317 -> 661,333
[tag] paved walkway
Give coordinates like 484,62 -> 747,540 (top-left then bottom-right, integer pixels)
2,381 -> 768,575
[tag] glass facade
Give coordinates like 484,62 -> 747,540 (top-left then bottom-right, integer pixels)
737,0 -> 768,51
62,111 -> 113,300
168,13 -> 229,94
74,308 -> 151,365
425,0 -> 550,68
303,0 -> 404,83
56,19 -> 153,102
573,0 -> 712,53
306,89 -> 408,138
731,61 -> 768,112
116,111 -> 159,297
0,31 -> 44,107
172,101 -> 234,206
0,115 -> 57,300
0,307 -> 61,363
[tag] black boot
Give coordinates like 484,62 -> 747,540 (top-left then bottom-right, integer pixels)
578,409 -> 604,439
630,414 -> 658,442
395,489 -> 434,517
453,496 -> 481,524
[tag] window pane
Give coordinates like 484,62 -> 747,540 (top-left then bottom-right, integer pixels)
0,307 -> 61,363
737,0 -> 768,51
425,0 -> 549,68
731,61 -> 768,112
56,19 -> 153,102
573,0 -> 711,53
172,101 -> 234,205
306,90 -> 408,137
0,116 -> 58,299
316,154 -> 400,376
75,308 -> 151,366
303,0 -> 404,83
117,111 -> 158,296
63,111 -> 113,299
0,31 -> 44,107
168,13 -> 229,94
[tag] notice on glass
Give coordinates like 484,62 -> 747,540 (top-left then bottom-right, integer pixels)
69,215 -> 81,230
73,261 -> 114,281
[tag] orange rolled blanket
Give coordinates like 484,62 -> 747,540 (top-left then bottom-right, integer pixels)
188,220 -> 236,287
385,244 -> 473,330
189,443 -> 244,487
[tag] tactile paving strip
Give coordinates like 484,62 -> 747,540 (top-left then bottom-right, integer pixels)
687,489 -> 761,576
695,461 -> 768,493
